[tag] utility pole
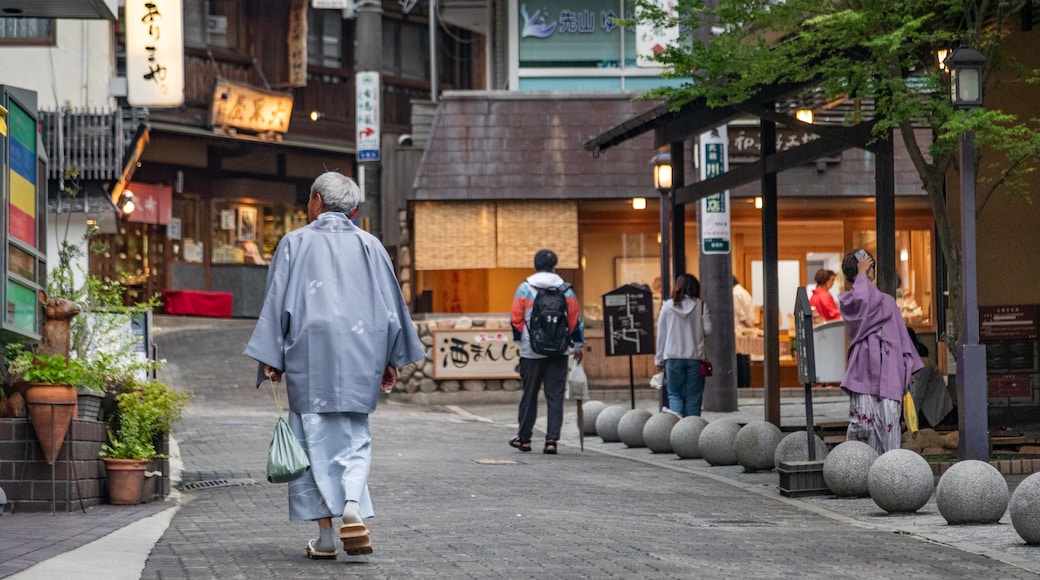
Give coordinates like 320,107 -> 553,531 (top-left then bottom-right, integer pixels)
355,0 -> 383,239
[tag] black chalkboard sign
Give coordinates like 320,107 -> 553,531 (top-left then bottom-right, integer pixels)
794,287 -> 815,384
602,285 -> 655,357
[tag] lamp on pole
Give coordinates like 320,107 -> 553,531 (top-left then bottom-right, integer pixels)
652,151 -> 672,413
945,44 -> 988,461
652,151 -> 673,298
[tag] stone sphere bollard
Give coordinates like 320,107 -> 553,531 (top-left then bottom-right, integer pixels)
773,431 -> 830,469
936,460 -> 1008,525
823,441 -> 878,497
868,449 -> 934,513
582,401 -> 607,435
1011,472 -> 1040,544
670,416 -> 709,459
595,405 -> 628,443
699,419 -> 743,466
618,409 -> 653,448
644,412 -> 680,454
734,421 -> 783,471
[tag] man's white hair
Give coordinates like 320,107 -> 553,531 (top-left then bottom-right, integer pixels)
311,171 -> 361,214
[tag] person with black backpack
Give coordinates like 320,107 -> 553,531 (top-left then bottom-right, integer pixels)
509,249 -> 585,455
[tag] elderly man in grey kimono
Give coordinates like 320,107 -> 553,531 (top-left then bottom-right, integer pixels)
244,171 -> 425,560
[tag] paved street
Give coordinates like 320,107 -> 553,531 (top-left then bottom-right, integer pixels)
130,318 -> 1040,579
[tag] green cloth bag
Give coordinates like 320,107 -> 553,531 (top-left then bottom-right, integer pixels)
266,380 -> 310,483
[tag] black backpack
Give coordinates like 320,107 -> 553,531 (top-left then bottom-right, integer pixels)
528,283 -> 572,356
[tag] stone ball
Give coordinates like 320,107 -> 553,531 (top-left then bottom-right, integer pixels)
582,401 -> 608,435
868,449 -> 934,513
670,416 -> 709,459
734,421 -> 784,471
823,441 -> 878,497
773,431 -> 830,469
699,419 -> 743,466
643,412 -> 680,454
618,409 -> 653,448
595,405 -> 628,443
1011,472 -> 1040,544
936,460 -> 1009,525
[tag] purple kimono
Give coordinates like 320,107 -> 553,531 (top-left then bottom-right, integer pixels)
839,275 -> 923,401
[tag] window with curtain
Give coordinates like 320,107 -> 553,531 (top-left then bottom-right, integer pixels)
0,17 -> 54,45
307,9 -> 343,68
183,0 -> 242,51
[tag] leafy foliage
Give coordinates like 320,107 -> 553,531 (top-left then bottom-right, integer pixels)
622,0 -> 1040,344
100,378 -> 191,460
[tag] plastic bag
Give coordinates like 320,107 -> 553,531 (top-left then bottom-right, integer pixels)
903,391 -> 919,435
649,372 -> 664,390
267,416 -> 311,483
566,361 -> 589,400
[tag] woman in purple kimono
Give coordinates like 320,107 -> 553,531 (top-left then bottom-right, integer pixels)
839,249 -> 923,454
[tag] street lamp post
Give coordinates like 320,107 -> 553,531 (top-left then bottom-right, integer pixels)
652,151 -> 673,298
653,151 -> 672,413
945,45 -> 988,461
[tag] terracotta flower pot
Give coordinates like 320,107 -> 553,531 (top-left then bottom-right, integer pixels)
24,383 -> 78,464
103,458 -> 150,505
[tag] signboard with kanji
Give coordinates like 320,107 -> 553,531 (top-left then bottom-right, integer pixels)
794,287 -> 816,384
355,71 -> 381,161
980,305 -> 1039,341
432,329 -> 520,379
602,284 -> 654,357
126,0 -> 184,107
699,128 -> 731,254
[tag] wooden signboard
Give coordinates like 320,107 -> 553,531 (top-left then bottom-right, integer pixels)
432,329 -> 520,379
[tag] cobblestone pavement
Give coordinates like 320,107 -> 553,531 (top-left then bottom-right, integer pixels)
137,318 -> 1040,579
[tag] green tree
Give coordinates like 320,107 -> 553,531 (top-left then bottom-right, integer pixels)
626,0 -> 1040,346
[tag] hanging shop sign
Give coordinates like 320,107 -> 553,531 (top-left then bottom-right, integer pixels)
126,0 -> 184,107
288,0 -> 308,87
210,79 -> 294,135
699,126 -> 731,254
355,71 -> 381,161
635,0 -> 678,67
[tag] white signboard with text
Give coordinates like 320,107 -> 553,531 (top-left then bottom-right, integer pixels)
126,0 -> 184,107
355,71 -> 381,161
699,127 -> 731,254
636,0 -> 678,67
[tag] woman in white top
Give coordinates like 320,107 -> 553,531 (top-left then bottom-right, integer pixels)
654,274 -> 712,417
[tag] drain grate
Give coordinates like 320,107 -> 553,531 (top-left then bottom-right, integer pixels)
469,459 -> 524,465
181,478 -> 257,491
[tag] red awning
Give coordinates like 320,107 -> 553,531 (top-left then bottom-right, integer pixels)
126,182 -> 172,225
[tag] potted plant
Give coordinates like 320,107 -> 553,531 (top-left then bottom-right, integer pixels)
100,377 -> 190,504
4,347 -> 83,464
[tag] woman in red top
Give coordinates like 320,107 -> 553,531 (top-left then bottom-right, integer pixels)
809,269 -> 841,322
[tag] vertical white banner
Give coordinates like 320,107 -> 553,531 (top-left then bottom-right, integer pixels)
636,0 -> 679,67
126,0 -> 184,107
355,71 -> 381,161
699,127 -> 731,254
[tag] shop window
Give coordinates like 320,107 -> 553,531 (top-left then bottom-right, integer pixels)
184,0 -> 241,51
849,229 -> 934,328
307,8 -> 342,68
172,196 -> 203,263
210,201 -> 306,265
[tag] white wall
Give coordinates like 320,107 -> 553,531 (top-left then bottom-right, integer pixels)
1,19 -> 115,110
47,214 -> 92,295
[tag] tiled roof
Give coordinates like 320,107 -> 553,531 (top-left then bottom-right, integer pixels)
412,92 -> 661,201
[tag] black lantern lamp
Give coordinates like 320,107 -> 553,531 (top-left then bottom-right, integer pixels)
651,151 -> 672,192
945,45 -> 985,109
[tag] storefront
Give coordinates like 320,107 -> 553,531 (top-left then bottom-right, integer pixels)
411,92 -> 937,386
103,123 -> 353,317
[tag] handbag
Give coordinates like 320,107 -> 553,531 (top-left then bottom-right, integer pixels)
698,300 -> 713,377
266,380 -> 310,484
903,390 -> 919,435
699,360 -> 713,377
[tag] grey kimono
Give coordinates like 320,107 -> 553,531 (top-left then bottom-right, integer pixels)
244,212 -> 424,521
